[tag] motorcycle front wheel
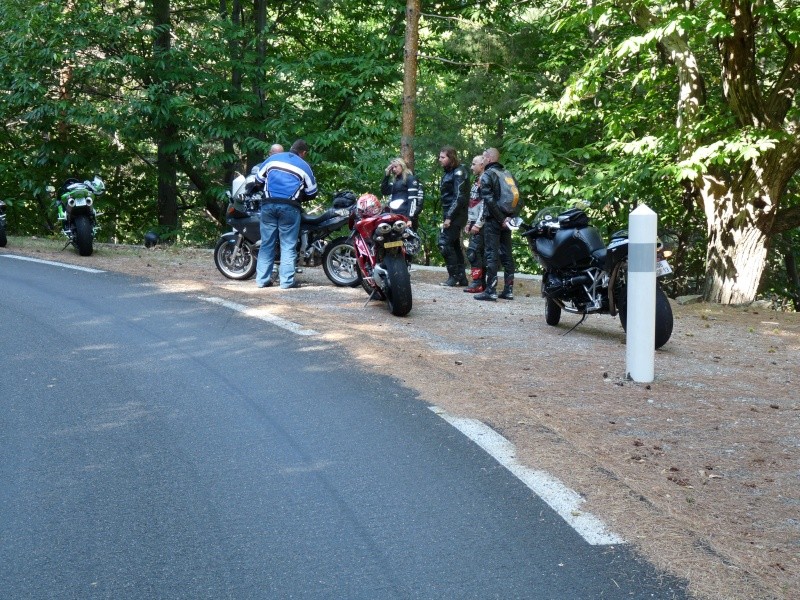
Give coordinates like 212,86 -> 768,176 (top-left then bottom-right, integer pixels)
74,215 -> 93,256
321,237 -> 360,287
383,254 -> 412,316
214,237 -> 257,280
617,284 -> 674,349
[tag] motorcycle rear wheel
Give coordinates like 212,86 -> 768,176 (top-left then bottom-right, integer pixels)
74,215 -> 93,256
617,284 -> 674,349
545,297 -> 561,326
321,237 -> 360,287
214,237 -> 257,280
383,254 -> 412,316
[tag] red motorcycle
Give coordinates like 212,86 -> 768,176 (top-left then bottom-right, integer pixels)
322,193 -> 416,317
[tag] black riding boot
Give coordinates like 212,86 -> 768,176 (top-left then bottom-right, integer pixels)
455,265 -> 468,286
440,266 -> 459,287
474,273 -> 498,301
499,275 -> 514,300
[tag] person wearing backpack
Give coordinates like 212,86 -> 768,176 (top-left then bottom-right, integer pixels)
474,147 -> 518,301
437,145 -> 470,287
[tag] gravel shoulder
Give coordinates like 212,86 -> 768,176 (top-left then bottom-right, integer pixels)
4,237 -> 799,599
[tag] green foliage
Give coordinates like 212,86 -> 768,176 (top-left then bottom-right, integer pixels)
0,0 -> 796,306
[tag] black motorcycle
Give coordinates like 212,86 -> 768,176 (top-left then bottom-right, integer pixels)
0,199 -> 7,247
214,172 -> 355,280
47,176 -> 105,256
520,206 -> 674,349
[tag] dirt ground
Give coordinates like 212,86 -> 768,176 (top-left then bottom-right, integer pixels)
4,237 -> 799,600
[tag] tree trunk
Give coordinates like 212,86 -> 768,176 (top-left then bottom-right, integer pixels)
703,216 -> 769,304
220,0 -> 242,188
153,0 -> 178,231
401,0 -> 420,171
625,0 -> 800,305
247,0 -> 267,170
700,132 -> 800,304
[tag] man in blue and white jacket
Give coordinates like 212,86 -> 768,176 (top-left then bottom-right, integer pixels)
254,139 -> 317,289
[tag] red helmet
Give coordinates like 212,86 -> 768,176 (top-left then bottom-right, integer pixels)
356,193 -> 381,218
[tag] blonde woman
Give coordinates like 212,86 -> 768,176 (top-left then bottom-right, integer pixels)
380,157 -> 423,229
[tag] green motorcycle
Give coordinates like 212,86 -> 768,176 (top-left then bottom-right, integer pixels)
48,176 -> 105,256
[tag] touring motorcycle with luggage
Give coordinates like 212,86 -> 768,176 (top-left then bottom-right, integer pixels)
323,193 -> 418,317
519,206 -> 674,348
214,171 -> 355,280
47,176 -> 105,256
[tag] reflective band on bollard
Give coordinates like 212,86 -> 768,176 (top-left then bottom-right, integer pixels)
626,204 -> 657,382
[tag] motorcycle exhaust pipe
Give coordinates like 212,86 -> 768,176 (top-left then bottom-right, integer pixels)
565,273 -> 593,289
373,264 -> 388,283
546,273 -> 593,298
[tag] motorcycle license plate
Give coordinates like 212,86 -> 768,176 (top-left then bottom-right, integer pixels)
656,259 -> 673,277
383,240 -> 403,249
73,198 -> 88,207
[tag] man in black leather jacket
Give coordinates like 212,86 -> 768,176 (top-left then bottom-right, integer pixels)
437,146 -> 469,286
474,147 -> 516,301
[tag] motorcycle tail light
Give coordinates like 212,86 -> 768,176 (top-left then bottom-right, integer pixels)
376,223 -> 391,235
393,221 -> 407,232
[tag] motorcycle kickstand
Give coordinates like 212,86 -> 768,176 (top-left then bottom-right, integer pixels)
363,288 -> 379,307
562,311 -> 588,336
61,240 -> 72,251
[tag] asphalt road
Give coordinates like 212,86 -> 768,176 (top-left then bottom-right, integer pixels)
0,255 -> 687,599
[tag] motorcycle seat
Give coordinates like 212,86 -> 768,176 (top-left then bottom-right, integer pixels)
301,209 -> 338,225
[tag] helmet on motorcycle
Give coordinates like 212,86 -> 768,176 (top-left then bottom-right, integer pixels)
88,175 -> 105,195
144,231 -> 160,248
356,193 -> 381,218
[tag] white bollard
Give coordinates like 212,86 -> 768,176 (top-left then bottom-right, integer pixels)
625,204 -> 657,382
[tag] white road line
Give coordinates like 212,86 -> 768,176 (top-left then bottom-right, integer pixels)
430,406 -> 624,546
200,296 -> 318,337
0,254 -> 105,273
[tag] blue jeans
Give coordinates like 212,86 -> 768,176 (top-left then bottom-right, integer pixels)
256,202 -> 301,288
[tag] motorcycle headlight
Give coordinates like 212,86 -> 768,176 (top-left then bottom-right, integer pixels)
393,221 -> 407,232
376,223 -> 392,235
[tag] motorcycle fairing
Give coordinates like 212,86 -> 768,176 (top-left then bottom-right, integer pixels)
605,236 -> 629,272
